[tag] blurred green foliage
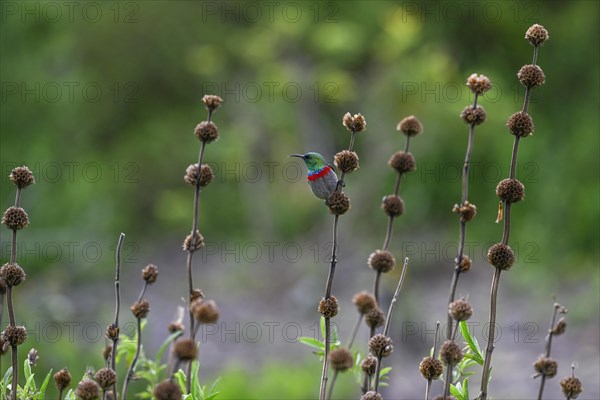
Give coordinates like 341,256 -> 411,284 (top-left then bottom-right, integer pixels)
1,0 -> 598,398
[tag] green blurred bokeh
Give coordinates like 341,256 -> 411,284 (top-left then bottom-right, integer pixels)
1,1 -> 598,398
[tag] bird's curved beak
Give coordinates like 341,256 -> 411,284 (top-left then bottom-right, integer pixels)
289,154 -> 305,159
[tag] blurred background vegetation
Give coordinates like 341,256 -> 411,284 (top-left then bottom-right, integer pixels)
1,0 -> 598,398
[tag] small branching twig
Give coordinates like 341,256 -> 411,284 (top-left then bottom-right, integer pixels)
535,301 -> 567,400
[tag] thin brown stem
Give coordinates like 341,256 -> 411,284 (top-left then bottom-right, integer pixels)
122,316 -> 143,400
325,370 -> 338,400
110,233 -> 125,400
479,267 -> 502,399
537,303 -> 560,400
347,314 -> 363,349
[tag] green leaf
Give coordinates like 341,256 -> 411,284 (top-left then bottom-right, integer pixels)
298,337 -> 325,351
459,321 -> 484,365
379,367 -> 392,378
64,389 -> 76,400
450,383 -> 465,400
23,372 -> 36,398
157,331 -> 182,361
174,369 -> 187,393
320,317 -> 326,339
37,369 -> 53,399
24,360 -> 32,380
463,378 -> 470,400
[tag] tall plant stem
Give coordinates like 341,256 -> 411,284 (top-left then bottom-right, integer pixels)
536,303 -> 560,400
108,233 -> 125,400
122,282 -> 149,399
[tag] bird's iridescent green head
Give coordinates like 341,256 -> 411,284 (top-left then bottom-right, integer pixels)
289,152 -> 327,173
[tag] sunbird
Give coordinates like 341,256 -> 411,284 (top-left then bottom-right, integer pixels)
290,152 -> 338,200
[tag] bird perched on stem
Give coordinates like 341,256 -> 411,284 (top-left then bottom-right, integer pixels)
290,152 -> 339,200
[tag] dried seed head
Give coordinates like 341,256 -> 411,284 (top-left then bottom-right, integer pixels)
28,348 -> 39,366
202,94 -> 223,112
487,243 -> 515,270
352,291 -> 377,314
168,322 -> 185,333
194,121 -> 219,143
368,250 -> 396,273
419,356 -> 444,380
466,74 -> 492,95
0,336 -> 7,355
334,150 -> 359,174
560,376 -> 583,399
518,64 -> 546,87
142,264 -> 158,284
457,255 -> 472,272
452,201 -> 477,222
184,163 -> 214,187
326,191 -> 350,215
75,379 -> 100,400
440,340 -> 463,366
368,334 -> 394,357
382,195 -> 404,217
54,368 -> 72,391
496,178 -> 525,203
102,344 -> 112,361
9,166 -> 35,189
2,206 -> 29,230
190,288 -> 205,303
449,299 -> 473,322
153,380 -> 183,400
507,111 -> 535,137
2,325 -> 27,346
342,112 -> 367,132
525,24 -> 549,46
552,317 -> 567,336
364,307 -> 385,329
397,115 -> 423,136
131,299 -> 150,319
94,368 -> 117,390
183,230 -> 204,252
328,348 -> 353,371
0,263 -> 26,287
173,338 -> 197,361
0,279 -> 5,295
534,356 -> 558,378
388,151 -> 416,174
318,296 -> 339,318
361,391 -> 382,400
460,105 -> 487,125
361,355 -> 377,376
190,299 -> 220,324
105,324 -> 119,341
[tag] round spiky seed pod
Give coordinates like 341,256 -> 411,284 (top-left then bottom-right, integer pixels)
361,391 -> 382,400
102,345 -> 112,361
518,64 -> 546,87
342,112 -> 367,132
382,195 -> 404,217
153,380 -> 183,400
184,164 -> 214,187
326,191 -> 350,215
105,324 -> 119,341
560,376 -> 583,399
75,379 -> 100,400
2,206 -> 29,230
452,202 -> 477,222
329,348 -> 353,371
318,296 -> 339,318
449,299 -> 473,322
552,317 -> 567,336
369,334 -> 393,358
507,111 -> 534,137
496,178 -> 525,203
334,150 -> 359,174
361,355 -> 377,376
388,151 -> 416,174
352,291 -> 377,314
368,250 -> 395,273
525,24 -> 549,46
0,263 -> 26,287
487,243 -> 515,270
466,74 -> 492,95
131,299 -> 150,319
440,340 -> 463,366
168,322 -> 185,333
460,105 -> 487,125
190,288 -> 205,303
364,307 -> 385,329
397,115 -> 423,136
183,230 -> 204,252
2,325 -> 27,346
534,356 -> 558,378
54,368 -> 71,391
142,264 -> 158,284
9,166 -> 35,189
194,121 -> 219,143
202,94 -> 223,112
457,255 -> 472,272
190,299 -> 220,324
419,356 -> 444,380
173,338 -> 197,361
94,368 -> 117,390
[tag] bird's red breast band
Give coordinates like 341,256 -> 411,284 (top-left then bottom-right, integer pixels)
307,166 -> 331,181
